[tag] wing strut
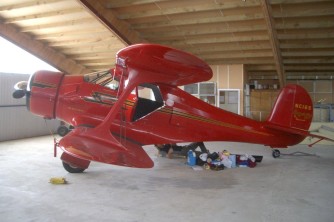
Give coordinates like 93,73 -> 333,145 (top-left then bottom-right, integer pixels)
308,138 -> 325,147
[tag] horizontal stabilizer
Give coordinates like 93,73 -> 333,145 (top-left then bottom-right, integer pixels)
265,124 -> 310,137
266,123 -> 334,146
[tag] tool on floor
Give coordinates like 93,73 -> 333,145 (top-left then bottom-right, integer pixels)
49,177 -> 68,184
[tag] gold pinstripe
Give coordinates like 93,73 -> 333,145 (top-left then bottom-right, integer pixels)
84,95 -> 269,136
32,81 -> 57,88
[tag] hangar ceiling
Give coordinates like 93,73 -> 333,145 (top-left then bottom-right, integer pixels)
0,0 -> 333,87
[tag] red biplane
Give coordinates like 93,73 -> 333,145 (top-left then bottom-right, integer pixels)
13,44 -> 332,173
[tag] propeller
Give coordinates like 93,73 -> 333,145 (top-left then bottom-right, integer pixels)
12,81 -> 28,99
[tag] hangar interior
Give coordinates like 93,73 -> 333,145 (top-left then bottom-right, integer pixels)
0,1 -> 334,222
1,0 -> 334,125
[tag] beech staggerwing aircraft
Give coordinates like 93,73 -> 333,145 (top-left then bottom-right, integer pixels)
12,44 -> 333,173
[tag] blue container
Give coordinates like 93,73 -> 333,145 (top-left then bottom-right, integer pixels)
187,150 -> 196,166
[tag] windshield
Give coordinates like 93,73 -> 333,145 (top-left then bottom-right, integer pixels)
84,70 -> 119,90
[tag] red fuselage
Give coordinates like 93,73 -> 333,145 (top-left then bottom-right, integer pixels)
22,44 -> 315,169
28,70 -> 304,149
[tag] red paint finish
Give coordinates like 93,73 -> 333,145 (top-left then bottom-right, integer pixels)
25,44 -> 319,169
28,70 -> 64,119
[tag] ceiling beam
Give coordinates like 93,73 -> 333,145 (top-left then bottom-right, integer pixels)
199,50 -> 273,59
207,58 -> 274,65
138,19 -> 267,33
0,20 -> 91,74
247,64 -> 277,71
275,16 -> 334,30
116,1 -> 260,20
0,0 -> 62,11
260,0 -> 286,87
157,30 -> 269,46
4,8 -> 85,24
285,65 -> 334,71
132,12 -> 264,30
285,71 -> 334,76
61,44 -> 124,55
188,40 -> 271,50
148,34 -> 269,46
102,0 -> 170,8
141,25 -> 267,40
272,2 -> 334,18
35,30 -> 112,41
284,58 -> 334,64
278,32 -> 334,40
280,40 -> 334,49
282,51 -> 334,57
76,0 -> 145,45
19,18 -> 97,33
48,36 -> 121,47
270,0 -> 330,4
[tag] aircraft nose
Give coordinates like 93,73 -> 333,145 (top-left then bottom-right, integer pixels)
26,70 -> 64,119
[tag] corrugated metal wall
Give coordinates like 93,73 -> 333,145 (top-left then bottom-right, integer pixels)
0,73 -> 59,141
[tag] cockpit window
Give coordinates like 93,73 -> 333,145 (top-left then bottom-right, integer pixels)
132,83 -> 164,121
84,70 -> 119,90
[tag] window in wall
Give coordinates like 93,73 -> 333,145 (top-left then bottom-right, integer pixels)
218,89 -> 240,114
184,82 -> 216,106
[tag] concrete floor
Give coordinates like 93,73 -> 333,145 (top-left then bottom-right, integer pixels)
0,136 -> 334,222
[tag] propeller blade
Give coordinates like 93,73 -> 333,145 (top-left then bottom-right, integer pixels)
12,90 -> 26,99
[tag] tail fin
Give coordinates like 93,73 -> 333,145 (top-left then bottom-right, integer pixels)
267,84 -> 313,131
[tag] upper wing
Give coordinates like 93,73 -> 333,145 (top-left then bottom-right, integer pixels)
115,44 -> 213,86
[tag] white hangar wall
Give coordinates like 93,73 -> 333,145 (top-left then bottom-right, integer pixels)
0,73 -> 59,142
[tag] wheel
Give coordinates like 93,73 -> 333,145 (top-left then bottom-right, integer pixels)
62,161 -> 86,173
57,126 -> 69,137
272,149 -> 280,158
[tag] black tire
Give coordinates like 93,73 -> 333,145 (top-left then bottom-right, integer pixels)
57,126 -> 69,137
272,149 -> 280,158
62,161 -> 86,173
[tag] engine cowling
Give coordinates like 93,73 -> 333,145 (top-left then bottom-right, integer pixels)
27,70 -> 64,119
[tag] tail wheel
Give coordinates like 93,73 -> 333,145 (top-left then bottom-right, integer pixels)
62,161 -> 86,173
272,149 -> 281,158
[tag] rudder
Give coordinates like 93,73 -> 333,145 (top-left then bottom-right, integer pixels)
267,84 -> 313,131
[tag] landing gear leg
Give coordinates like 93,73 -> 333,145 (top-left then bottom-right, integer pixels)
272,149 -> 280,158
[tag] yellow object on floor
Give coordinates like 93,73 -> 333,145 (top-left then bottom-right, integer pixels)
49,177 -> 67,184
